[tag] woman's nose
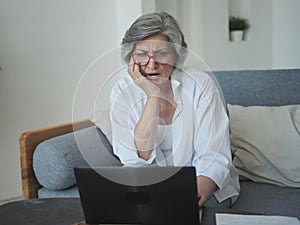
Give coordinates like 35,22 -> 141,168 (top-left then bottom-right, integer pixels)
147,57 -> 159,69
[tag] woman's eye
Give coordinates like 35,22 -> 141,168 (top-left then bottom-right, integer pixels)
158,52 -> 169,57
137,53 -> 148,58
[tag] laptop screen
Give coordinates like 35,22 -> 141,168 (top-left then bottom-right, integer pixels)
75,166 -> 200,225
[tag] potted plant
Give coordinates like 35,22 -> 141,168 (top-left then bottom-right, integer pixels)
229,16 -> 250,42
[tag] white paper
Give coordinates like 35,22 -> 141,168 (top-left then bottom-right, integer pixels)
199,208 -> 202,222
216,213 -> 300,225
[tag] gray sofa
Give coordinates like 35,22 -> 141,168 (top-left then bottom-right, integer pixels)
31,69 -> 300,219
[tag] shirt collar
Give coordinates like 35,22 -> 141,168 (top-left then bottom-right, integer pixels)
171,69 -> 182,91
170,69 -> 183,116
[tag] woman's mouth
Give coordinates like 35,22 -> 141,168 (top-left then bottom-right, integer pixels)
147,73 -> 159,77
146,73 -> 160,80
140,69 -> 159,76
140,69 -> 160,79
139,68 -> 160,80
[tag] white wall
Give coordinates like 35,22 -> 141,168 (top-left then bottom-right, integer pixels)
173,0 -> 274,70
155,0 -> 178,20
272,0 -> 300,69
156,0 -> 300,70
0,0 -> 141,201
116,0 -> 142,43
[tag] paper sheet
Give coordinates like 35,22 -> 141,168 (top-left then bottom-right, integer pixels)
216,213 -> 300,225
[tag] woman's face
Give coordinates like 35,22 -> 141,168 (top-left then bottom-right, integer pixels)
132,34 -> 175,84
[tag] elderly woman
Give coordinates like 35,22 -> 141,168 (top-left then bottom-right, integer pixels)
110,12 -> 240,208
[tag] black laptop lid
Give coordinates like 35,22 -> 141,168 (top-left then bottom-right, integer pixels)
74,166 -> 200,225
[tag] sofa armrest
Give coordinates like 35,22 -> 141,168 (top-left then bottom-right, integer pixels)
19,120 -> 94,199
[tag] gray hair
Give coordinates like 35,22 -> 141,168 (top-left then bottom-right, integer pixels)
121,12 -> 188,67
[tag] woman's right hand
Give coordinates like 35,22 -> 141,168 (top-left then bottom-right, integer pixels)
128,58 -> 161,97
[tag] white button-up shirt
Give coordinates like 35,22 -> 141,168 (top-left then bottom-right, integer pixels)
110,68 -> 240,202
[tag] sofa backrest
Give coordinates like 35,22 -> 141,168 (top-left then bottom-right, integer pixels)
213,69 -> 300,106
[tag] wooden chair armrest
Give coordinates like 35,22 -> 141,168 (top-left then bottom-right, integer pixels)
19,119 -> 94,199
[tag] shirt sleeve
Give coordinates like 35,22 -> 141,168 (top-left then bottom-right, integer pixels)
192,75 -> 232,190
109,81 -> 156,166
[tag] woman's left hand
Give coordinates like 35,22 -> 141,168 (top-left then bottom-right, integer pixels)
196,176 -> 217,208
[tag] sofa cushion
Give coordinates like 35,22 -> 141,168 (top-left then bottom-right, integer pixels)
231,181 -> 300,219
38,185 -> 79,198
228,104 -> 300,187
214,69 -> 300,106
91,109 -> 112,144
33,126 -> 121,191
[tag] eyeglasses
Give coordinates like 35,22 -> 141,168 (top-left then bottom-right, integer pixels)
131,51 -> 173,66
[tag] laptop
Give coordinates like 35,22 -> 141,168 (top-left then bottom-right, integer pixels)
74,166 -> 201,225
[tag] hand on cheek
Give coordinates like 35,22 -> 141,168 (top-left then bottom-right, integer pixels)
127,57 -> 161,97
128,57 -> 141,80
